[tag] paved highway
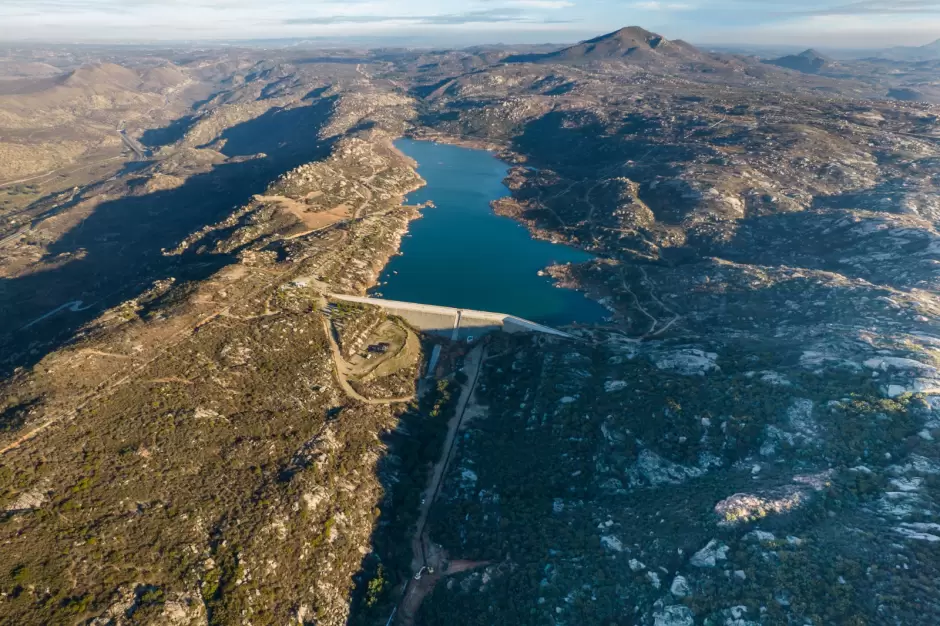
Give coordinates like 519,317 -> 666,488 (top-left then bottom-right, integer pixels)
119,130 -> 150,159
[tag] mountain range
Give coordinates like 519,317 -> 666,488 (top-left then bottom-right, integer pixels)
878,38 -> 940,61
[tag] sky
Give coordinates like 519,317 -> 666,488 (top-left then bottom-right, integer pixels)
0,0 -> 938,47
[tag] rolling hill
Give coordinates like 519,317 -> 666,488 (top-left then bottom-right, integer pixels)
878,38 -> 940,61
765,48 -> 834,74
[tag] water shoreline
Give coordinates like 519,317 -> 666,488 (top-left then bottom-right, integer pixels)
372,137 -> 608,327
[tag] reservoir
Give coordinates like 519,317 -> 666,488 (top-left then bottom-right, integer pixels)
372,139 -> 608,327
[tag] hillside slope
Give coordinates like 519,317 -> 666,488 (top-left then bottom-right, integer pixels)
506,26 -> 703,65
765,48 -> 834,74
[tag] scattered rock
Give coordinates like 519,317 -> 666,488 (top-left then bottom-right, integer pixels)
670,575 -> 691,597
601,535 -> 624,552
653,348 -> 719,376
604,379 -> 628,392
690,539 -> 729,567
744,530 -> 776,542
629,449 -> 708,486
5,489 -> 47,512
193,407 -> 221,420
654,605 -> 695,626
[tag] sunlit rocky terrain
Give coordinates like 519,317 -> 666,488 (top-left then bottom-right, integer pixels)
0,26 -> 938,626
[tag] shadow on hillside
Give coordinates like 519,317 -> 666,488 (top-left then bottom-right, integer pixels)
345,373 -> 460,626
0,99 -> 337,378
514,110 -> 642,174
140,114 -> 197,148
512,111 -> 704,226
809,180 -> 910,214
713,206 -> 935,291
216,97 -> 337,160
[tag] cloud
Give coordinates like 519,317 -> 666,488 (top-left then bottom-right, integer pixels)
476,0 -> 574,7
508,0 -> 575,7
0,0 -> 934,45
785,0 -> 940,16
0,0 -> 167,10
770,12 -> 940,32
630,1 -> 694,10
284,7 -> 576,26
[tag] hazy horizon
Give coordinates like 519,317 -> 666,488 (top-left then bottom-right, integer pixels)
0,0 -> 938,49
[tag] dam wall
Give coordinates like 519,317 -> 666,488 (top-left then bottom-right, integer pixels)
328,294 -> 572,340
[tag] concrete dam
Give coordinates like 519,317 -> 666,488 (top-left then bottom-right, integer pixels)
328,294 -> 574,341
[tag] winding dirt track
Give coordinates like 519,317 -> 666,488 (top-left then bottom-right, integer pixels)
320,316 -> 415,405
620,266 -> 682,337
0,262 -> 308,457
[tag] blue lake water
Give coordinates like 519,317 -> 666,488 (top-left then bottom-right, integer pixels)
371,139 -> 608,326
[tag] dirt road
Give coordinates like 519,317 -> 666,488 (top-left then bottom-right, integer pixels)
396,558 -> 489,626
391,345 -> 488,626
0,263 -> 306,457
0,155 -> 124,190
320,316 -> 415,406
411,344 -> 484,569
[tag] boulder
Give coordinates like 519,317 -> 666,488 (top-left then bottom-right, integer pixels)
690,539 -> 729,567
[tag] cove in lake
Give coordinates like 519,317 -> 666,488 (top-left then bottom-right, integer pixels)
371,139 -> 608,327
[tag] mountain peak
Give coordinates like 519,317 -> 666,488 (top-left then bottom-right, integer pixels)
765,49 -> 832,74
505,25 -> 701,65
585,26 -> 663,46
798,49 -> 831,61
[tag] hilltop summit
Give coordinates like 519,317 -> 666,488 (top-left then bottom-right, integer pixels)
765,48 -> 834,74
62,62 -> 142,90
575,26 -> 669,53
505,26 -> 704,65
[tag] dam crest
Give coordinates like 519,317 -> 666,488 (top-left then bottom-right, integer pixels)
328,293 -> 574,341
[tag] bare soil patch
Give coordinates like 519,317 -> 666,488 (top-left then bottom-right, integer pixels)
254,194 -> 350,237
346,320 -> 420,381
